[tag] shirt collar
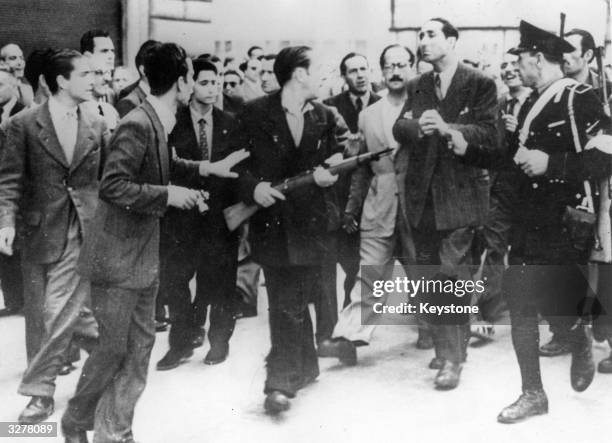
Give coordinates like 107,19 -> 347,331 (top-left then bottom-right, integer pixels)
281,90 -> 313,116
190,102 -> 213,126
435,59 -> 459,85
138,80 -> 151,95
146,95 -> 176,136
48,96 -> 78,118
350,91 -> 370,108
505,88 -> 531,104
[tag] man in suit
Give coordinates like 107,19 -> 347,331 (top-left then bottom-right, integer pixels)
323,52 -> 381,309
393,18 -> 498,390
497,21 -> 612,424
260,54 -> 279,94
0,43 -> 34,107
236,46 -> 341,414
60,43 -> 247,443
116,41 -> 160,119
0,49 -> 109,424
80,30 -> 116,105
157,58 -> 240,370
318,44 -> 416,364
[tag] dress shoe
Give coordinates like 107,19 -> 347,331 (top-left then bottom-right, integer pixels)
570,341 -> 595,392
156,348 -> 193,371
264,391 -> 290,414
434,361 -> 462,390
191,328 -> 205,348
316,338 -> 357,365
598,352 -> 612,374
62,422 -> 89,443
429,356 -> 444,370
416,331 -> 434,350
204,342 -> 229,365
59,363 -> 77,376
497,389 -> 548,424
155,320 -> 169,332
18,396 -> 54,424
539,334 -> 570,357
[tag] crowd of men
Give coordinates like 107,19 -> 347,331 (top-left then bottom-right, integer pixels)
0,15 -> 611,443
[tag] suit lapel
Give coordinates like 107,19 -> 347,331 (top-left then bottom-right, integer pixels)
211,107 -> 231,161
69,106 -> 97,172
142,100 -> 170,183
36,102 -> 69,169
439,63 -> 469,121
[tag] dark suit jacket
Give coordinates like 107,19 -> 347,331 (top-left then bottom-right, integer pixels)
164,105 -> 239,244
79,100 -> 200,289
236,91 -> 341,267
323,90 -> 380,133
116,85 -> 147,118
393,63 -> 498,231
0,102 -> 109,264
222,92 -> 245,118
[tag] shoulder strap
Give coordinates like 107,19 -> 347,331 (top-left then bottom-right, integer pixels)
567,84 -> 595,213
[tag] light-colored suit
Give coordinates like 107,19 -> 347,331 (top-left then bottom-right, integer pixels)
332,96 -> 414,343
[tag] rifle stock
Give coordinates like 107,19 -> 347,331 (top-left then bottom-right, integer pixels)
223,148 -> 393,232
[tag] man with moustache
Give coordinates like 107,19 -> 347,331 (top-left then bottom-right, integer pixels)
157,58 -> 241,369
235,46 -> 341,413
392,18 -> 498,390
498,21 -> 612,423
61,43 -> 248,442
323,52 -> 381,308
0,49 -> 109,424
317,45 -> 415,364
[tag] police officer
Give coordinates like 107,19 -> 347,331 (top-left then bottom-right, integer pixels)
498,20 -> 612,424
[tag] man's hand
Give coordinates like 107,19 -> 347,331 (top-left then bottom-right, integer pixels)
253,182 -> 286,207
418,109 -> 450,137
502,113 -> 519,133
342,212 -> 359,234
515,148 -> 549,177
0,227 -> 15,256
167,185 -> 200,209
313,166 -> 338,187
199,149 -> 250,178
447,129 -> 468,156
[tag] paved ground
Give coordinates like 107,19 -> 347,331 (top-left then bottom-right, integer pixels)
1,278 -> 612,443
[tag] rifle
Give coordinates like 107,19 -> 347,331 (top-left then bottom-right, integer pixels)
223,148 -> 393,232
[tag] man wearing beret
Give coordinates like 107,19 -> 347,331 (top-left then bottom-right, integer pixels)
498,20 -> 612,424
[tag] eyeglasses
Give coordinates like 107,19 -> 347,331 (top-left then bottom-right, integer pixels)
224,81 -> 238,88
382,62 -> 409,72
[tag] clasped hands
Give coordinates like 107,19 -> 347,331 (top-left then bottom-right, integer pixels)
253,153 -> 343,208
419,110 -> 469,156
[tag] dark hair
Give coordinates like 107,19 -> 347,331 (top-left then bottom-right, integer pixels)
239,61 -> 247,72
247,46 -> 263,57
379,44 -> 415,70
80,29 -> 110,53
429,17 -> 459,40
144,43 -> 189,96
262,53 -> 276,62
223,56 -> 235,67
274,46 -> 312,87
135,40 -> 160,70
25,48 -> 56,90
224,69 -> 243,82
339,52 -> 368,76
43,49 -> 82,94
198,53 -> 221,64
565,28 -> 596,62
193,58 -> 218,79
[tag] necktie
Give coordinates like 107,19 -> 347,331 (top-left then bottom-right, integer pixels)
434,74 -> 443,101
98,104 -> 105,117
355,97 -> 363,113
506,97 -> 518,115
198,118 -> 209,160
62,110 -> 77,164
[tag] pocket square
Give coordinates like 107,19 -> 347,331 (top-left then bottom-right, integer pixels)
403,111 -> 413,119
459,107 -> 469,116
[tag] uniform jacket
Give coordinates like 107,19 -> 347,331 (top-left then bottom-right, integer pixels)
0,101 -> 109,264
236,91 -> 340,267
510,81 -> 612,231
78,100 -> 200,289
393,62 -> 499,231
116,85 -> 147,118
163,105 -> 239,244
